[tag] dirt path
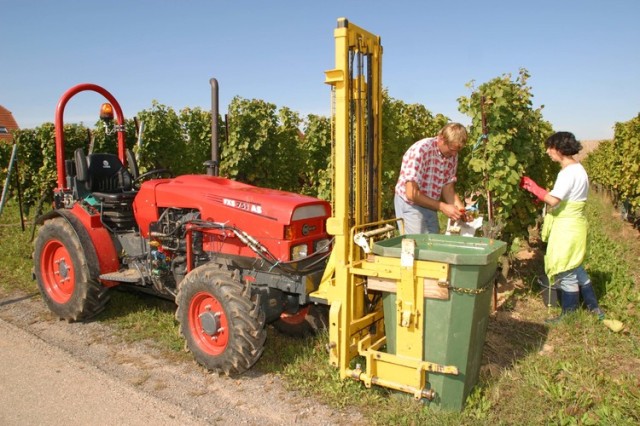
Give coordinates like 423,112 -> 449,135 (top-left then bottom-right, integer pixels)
0,292 -> 365,426
0,316 -> 204,426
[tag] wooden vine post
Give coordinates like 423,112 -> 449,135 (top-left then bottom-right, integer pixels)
480,95 -> 501,312
480,95 -> 495,238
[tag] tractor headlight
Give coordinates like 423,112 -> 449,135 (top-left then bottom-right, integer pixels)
291,244 -> 309,261
314,238 -> 331,253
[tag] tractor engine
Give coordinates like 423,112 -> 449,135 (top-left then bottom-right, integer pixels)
146,208 -> 202,293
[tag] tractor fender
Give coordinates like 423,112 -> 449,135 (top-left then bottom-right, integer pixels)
35,207 -> 120,287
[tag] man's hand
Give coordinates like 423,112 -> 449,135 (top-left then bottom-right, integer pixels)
440,203 -> 463,220
520,176 -> 548,202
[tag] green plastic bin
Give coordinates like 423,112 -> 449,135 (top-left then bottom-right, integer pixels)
372,234 -> 506,411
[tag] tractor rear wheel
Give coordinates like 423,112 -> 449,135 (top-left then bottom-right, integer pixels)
176,265 -> 266,375
273,303 -> 329,338
34,217 -> 109,321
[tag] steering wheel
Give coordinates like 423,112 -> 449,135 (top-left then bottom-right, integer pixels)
133,168 -> 173,186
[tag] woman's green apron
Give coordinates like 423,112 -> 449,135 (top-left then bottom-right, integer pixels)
541,200 -> 587,281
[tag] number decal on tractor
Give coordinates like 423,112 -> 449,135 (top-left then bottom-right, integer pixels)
223,198 -> 263,215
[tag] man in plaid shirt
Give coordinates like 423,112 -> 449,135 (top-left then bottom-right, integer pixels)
394,122 -> 468,234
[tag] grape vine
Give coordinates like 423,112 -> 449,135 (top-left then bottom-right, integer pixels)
584,113 -> 640,221
457,68 -> 556,241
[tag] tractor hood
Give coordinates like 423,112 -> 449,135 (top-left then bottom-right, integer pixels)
139,175 -> 331,225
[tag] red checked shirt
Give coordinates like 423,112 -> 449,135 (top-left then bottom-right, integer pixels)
395,137 -> 458,203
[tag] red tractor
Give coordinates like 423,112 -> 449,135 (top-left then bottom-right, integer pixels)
33,82 -> 332,374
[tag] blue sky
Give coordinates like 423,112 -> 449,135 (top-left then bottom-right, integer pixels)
2,0 -> 638,141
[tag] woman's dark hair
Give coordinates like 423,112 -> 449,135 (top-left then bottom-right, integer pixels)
545,131 -> 582,156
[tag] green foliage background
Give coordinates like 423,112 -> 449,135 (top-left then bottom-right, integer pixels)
584,113 -> 640,211
457,69 -> 556,240
0,69 -> 573,243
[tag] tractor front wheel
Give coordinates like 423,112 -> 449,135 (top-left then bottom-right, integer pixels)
176,265 -> 266,375
34,217 -> 109,321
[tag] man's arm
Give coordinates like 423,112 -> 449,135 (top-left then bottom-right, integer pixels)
441,182 -> 464,209
405,181 -> 462,220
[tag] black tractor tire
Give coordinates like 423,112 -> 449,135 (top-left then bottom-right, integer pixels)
33,217 -> 109,321
176,265 -> 266,375
273,303 -> 329,338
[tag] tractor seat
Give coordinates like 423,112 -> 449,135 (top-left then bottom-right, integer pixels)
75,149 -> 134,195
75,148 -> 137,230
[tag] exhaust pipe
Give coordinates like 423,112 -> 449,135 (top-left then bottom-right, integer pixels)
208,78 -> 220,176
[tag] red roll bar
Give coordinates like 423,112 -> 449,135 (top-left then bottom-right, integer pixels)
54,83 -> 126,190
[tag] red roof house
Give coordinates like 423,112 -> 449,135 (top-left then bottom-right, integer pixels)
0,105 -> 20,143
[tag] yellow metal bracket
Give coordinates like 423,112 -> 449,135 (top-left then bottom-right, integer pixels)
397,238 -> 422,357
345,239 -> 453,398
347,332 -> 459,400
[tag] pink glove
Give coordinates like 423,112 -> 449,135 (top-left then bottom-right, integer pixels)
520,176 -> 548,202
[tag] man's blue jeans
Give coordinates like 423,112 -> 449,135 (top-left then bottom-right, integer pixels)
394,194 -> 439,234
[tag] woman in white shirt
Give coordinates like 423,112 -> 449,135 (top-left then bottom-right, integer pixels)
520,131 -> 604,322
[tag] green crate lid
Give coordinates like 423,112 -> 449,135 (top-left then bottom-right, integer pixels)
372,234 -> 507,265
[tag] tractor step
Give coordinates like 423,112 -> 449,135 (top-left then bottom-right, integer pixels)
99,269 -> 143,283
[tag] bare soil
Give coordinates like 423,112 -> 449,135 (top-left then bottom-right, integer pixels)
0,290 -> 365,425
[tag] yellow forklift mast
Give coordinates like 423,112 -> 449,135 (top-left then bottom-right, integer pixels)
312,18 -> 460,400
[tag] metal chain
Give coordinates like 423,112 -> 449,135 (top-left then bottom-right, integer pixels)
438,281 -> 491,295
